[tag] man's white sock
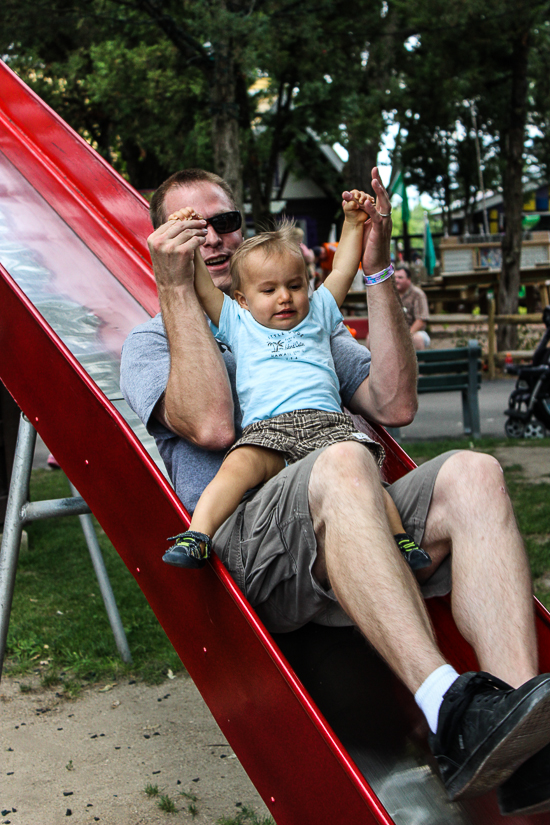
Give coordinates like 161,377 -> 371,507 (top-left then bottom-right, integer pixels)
415,664 -> 460,733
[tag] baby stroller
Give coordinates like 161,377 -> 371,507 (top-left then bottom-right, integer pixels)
504,305 -> 550,438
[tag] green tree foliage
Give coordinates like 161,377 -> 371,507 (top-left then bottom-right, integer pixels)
528,17 -> 550,178
1,0 -> 404,224
2,1 -> 213,188
394,0 -> 550,347
3,0 -> 550,265
283,0 -> 406,196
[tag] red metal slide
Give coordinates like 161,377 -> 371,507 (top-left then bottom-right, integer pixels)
1,60 -> 549,824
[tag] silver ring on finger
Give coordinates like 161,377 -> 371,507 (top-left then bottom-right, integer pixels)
377,211 -> 392,218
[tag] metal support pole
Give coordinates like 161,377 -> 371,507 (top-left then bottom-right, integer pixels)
467,340 -> 482,439
0,415 -> 36,679
69,482 -> 132,663
488,295 -> 496,380
0,413 -> 131,681
22,496 -> 92,522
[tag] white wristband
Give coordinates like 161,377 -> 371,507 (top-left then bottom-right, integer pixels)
363,263 -> 394,287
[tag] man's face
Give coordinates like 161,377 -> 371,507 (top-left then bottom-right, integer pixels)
163,182 -> 243,292
394,268 -> 411,295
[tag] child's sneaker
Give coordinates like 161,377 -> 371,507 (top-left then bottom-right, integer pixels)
163,531 -> 212,569
394,533 -> 432,570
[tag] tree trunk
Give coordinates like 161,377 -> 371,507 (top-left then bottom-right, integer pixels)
245,134 -> 273,229
210,37 -> 244,214
120,139 -> 169,191
343,141 -> 378,197
443,173 -> 452,237
258,78 -> 296,231
464,189 -> 472,235
498,32 -> 530,352
234,71 -> 270,229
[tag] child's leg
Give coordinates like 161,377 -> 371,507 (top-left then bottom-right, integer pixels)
383,487 -> 432,572
191,446 -> 285,537
163,446 -> 285,568
383,487 -> 406,534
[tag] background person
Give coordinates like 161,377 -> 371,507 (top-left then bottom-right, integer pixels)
394,264 -> 431,350
289,225 -> 316,293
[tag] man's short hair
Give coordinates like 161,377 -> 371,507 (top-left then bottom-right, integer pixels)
230,220 -> 306,296
395,264 -> 412,280
149,169 -> 237,229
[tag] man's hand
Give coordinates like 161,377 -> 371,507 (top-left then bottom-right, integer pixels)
147,206 -> 234,447
165,210 -> 224,328
346,168 -> 417,427
147,210 -> 208,290
359,168 -> 393,276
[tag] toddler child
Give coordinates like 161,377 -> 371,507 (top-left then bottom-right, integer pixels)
163,191 -> 430,573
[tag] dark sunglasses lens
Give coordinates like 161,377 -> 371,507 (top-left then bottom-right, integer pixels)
209,211 -> 242,234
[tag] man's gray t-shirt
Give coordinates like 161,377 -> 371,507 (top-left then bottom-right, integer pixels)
120,313 -> 372,514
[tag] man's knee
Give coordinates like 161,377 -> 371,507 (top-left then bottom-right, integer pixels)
311,441 -> 379,487
435,450 -> 507,504
309,442 -> 382,516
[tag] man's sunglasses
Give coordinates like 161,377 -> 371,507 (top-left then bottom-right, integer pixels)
203,211 -> 242,234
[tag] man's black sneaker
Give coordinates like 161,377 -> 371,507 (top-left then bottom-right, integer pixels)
394,533 -> 432,570
497,741 -> 550,816
428,671 -> 550,800
163,531 -> 212,569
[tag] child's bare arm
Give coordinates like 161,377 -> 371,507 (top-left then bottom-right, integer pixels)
192,247 -> 224,328
168,208 -> 225,327
323,190 -> 372,307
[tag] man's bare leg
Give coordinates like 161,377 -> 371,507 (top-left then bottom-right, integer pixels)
308,442 -> 550,801
308,441 -> 447,693
420,450 -> 538,688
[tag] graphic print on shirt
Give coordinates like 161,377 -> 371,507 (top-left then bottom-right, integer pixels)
267,330 -> 306,360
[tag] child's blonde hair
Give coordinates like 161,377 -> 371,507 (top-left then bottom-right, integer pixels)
230,219 -> 307,296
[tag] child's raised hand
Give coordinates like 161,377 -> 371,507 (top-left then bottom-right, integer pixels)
168,206 -> 204,222
342,190 -> 374,225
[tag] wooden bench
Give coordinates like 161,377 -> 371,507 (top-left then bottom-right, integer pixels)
384,341 -> 482,441
342,321 -> 482,438
416,340 -> 482,438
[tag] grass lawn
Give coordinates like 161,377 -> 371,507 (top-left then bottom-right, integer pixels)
3,438 -> 550,693
4,468 -> 183,694
405,436 -> 550,611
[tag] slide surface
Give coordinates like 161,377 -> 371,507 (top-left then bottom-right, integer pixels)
1,60 -> 550,824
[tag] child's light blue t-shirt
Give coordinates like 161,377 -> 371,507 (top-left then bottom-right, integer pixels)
210,285 -> 344,428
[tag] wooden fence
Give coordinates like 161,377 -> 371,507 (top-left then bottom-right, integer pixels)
428,299 -> 544,379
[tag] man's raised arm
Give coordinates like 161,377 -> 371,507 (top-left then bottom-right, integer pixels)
147,215 -> 235,450
347,168 -> 418,427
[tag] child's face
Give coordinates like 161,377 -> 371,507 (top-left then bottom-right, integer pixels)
234,249 -> 310,330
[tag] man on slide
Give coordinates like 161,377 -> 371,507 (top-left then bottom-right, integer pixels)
121,167 -> 550,815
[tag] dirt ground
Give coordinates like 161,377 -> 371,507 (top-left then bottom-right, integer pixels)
2,438 -> 270,825
492,444 -> 550,484
0,672 -> 269,825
